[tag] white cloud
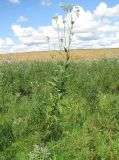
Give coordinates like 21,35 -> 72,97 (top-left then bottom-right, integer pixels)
0,38 -> 14,47
0,38 -> 14,53
11,25 -> 46,44
1,2 -> 119,53
40,0 -> 52,6
94,2 -> 119,17
17,16 -> 28,22
8,0 -> 20,4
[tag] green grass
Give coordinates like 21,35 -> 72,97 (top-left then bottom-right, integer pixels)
0,58 -> 119,159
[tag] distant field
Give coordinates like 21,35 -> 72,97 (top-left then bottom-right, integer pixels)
0,48 -> 119,61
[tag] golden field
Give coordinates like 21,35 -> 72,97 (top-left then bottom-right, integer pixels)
0,48 -> 119,61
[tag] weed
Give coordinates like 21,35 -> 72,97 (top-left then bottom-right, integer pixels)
41,4 -> 80,142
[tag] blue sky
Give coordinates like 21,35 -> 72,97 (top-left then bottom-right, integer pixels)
0,0 -> 119,53
0,0 -> 119,38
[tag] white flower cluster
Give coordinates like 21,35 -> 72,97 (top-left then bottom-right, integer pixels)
28,144 -> 51,160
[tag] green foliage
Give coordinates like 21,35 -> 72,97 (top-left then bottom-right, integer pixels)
0,122 -> 14,151
0,59 -> 119,159
42,4 -> 79,142
3,147 -> 17,160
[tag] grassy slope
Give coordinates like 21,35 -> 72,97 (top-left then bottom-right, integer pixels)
0,58 -> 119,159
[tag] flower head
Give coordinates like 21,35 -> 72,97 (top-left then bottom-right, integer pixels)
52,15 -> 59,22
75,6 -> 80,17
60,4 -> 73,12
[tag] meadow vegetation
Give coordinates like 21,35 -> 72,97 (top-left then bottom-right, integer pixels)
1,3 -> 119,160
0,58 -> 119,159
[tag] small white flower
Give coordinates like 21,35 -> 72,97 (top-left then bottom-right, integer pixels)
28,144 -> 51,160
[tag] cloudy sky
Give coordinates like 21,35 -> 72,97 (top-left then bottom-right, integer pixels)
0,0 -> 119,53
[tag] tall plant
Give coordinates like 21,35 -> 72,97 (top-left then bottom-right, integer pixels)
42,4 -> 80,141
50,4 -> 80,99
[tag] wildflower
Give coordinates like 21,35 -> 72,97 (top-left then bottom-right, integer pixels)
33,144 -> 40,152
28,144 -> 51,160
13,117 -> 22,125
15,92 -> 21,97
75,7 -> 80,17
60,4 -> 73,12
52,15 -> 58,22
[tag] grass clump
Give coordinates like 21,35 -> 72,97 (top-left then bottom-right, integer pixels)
0,122 -> 14,151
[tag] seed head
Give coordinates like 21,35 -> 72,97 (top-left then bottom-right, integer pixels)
60,38 -> 63,43
63,20 -> 66,24
71,21 -> 75,25
75,7 -> 80,17
46,36 -> 50,40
